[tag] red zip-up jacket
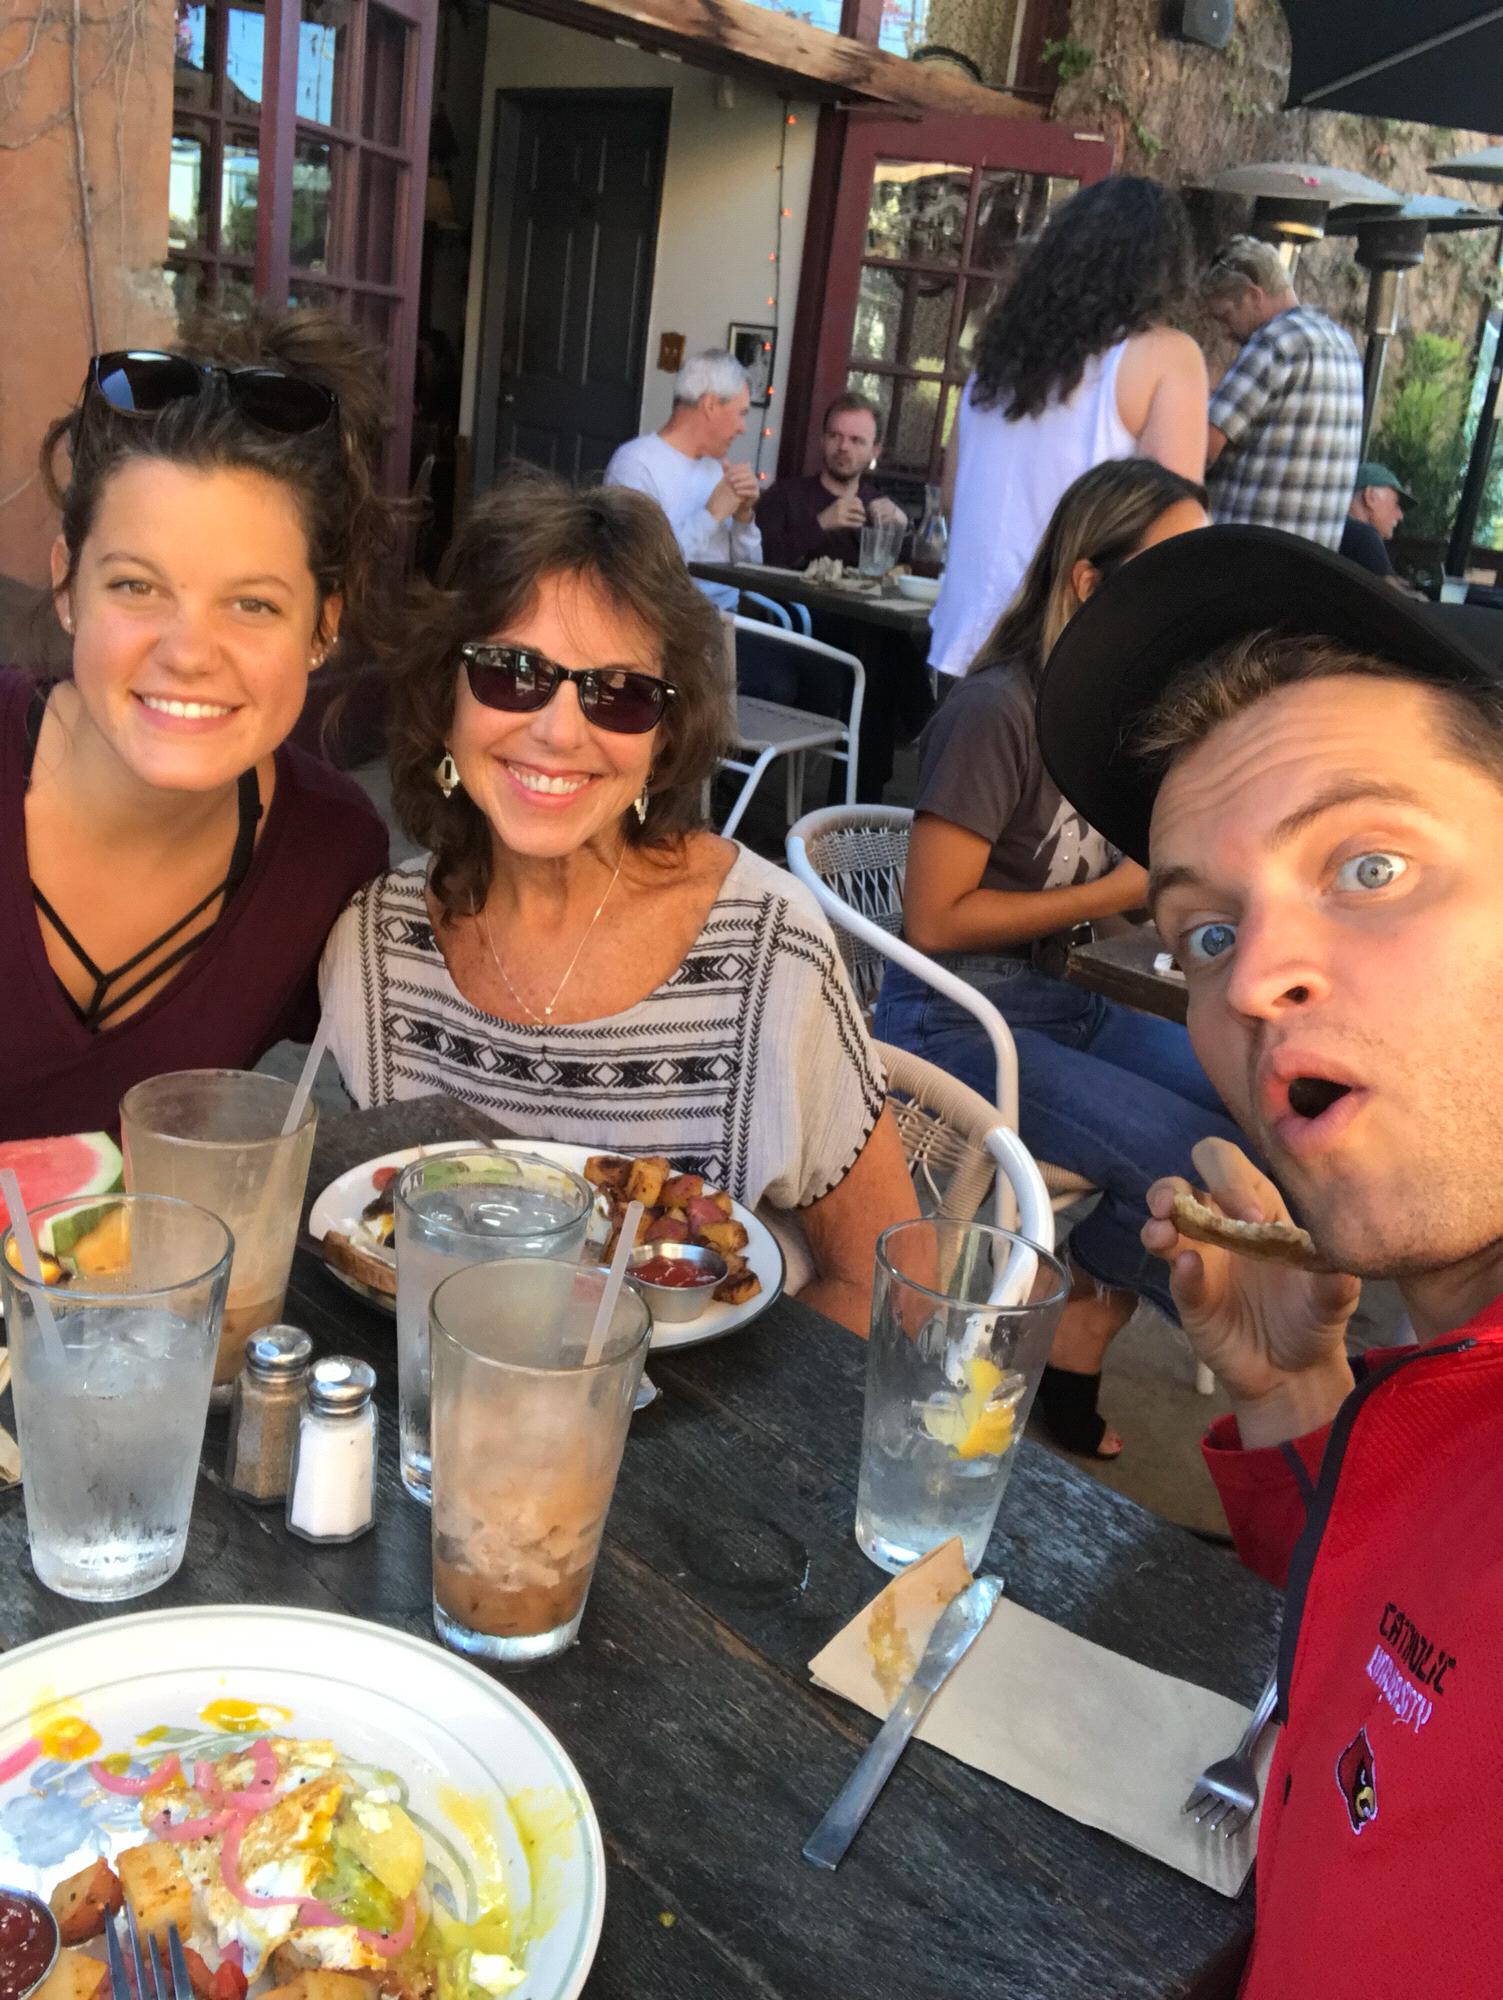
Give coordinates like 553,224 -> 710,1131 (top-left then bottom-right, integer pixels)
1202,1298 -> 1503,1997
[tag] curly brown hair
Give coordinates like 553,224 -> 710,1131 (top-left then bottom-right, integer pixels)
969,177 -> 1193,421
389,469 -> 733,923
40,306 -> 397,659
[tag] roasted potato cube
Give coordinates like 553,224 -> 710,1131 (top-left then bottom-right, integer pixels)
714,1269 -> 762,1306
181,1948 -> 217,2000
660,1173 -> 703,1208
624,1156 -> 670,1207
49,1857 -> 121,1944
685,1194 -> 733,1232
645,1212 -> 690,1244
698,1219 -> 749,1256
35,1949 -> 109,2000
116,1841 -> 193,1945
583,1155 -> 630,1190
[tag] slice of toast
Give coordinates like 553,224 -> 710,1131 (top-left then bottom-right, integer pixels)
1170,1191 -> 1325,1272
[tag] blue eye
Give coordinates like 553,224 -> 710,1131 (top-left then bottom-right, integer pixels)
1183,920 -> 1237,966
1334,851 -> 1406,892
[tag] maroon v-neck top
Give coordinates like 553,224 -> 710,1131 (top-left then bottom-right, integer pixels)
0,667 -> 389,1141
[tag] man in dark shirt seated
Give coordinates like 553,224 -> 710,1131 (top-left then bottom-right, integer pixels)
1340,461 -> 1415,582
756,393 -> 908,568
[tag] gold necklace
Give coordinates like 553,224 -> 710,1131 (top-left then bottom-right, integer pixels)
481,844 -> 627,1024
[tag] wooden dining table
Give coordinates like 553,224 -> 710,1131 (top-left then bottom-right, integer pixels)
689,559 -> 936,637
0,1095 -> 1279,1999
1066,928 -> 1189,1025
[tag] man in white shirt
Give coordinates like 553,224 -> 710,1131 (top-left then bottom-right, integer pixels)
604,350 -> 762,611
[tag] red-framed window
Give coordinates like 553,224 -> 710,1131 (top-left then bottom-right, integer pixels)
167,0 -> 435,486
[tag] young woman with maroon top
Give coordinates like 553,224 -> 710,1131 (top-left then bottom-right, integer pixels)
0,313 -> 390,1141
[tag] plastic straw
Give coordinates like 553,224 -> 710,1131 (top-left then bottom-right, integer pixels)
281,1015 -> 333,1136
0,1169 -> 68,1369
585,1199 -> 642,1366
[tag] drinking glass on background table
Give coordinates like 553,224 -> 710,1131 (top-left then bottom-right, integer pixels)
858,519 -> 904,578
120,1070 -> 316,1397
429,1257 -> 650,1665
394,1150 -> 594,1503
0,1193 -> 231,1601
856,1219 -> 1068,1575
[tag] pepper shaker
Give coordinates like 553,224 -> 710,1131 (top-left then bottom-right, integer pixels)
226,1326 -> 314,1505
286,1357 -> 378,1544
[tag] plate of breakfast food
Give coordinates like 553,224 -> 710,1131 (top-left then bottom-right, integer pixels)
307,1143 -> 784,1352
0,1606 -> 603,2000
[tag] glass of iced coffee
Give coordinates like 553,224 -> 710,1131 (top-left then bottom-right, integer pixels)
428,1257 -> 651,1666
120,1070 -> 317,1398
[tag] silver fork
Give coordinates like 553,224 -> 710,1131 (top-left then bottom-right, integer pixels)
106,1908 -> 194,2000
1182,1665 -> 1280,1838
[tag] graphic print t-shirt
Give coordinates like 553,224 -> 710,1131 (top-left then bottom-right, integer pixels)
913,660 -> 1113,893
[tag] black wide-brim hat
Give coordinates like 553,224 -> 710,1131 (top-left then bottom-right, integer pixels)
1035,525 -> 1503,864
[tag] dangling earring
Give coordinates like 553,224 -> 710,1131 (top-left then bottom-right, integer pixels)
435,752 -> 461,799
633,789 -> 648,825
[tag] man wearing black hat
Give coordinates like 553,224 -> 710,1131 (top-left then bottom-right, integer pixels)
1037,526 -> 1503,1997
1340,459 -> 1418,584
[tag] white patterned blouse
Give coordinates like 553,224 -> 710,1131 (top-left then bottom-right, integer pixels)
319,844 -> 886,1286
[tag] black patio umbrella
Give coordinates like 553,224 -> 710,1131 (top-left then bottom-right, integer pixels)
1279,4 -> 1503,132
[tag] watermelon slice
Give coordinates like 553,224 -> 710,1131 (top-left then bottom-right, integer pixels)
0,1132 -> 124,1235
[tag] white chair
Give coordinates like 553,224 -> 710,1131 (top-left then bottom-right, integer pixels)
717,615 -> 864,840
791,804 -> 1215,1393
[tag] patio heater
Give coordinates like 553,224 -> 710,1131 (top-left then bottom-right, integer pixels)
1199,163 -> 1400,274
1325,195 -> 1501,453
1432,149 -> 1503,582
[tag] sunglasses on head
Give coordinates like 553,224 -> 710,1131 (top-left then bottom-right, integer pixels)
460,643 -> 675,735
86,350 -> 337,435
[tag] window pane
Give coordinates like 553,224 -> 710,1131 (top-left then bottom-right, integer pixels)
847,370 -> 893,436
221,131 -> 259,256
225,0 -> 264,109
959,275 -> 998,369
351,291 -> 394,346
174,2 -> 212,111
972,168 -> 1075,270
886,376 -> 946,475
355,152 -> 404,284
168,128 -> 207,250
866,161 -> 971,265
292,135 -> 339,269
288,282 -> 335,307
298,0 -> 350,126
167,262 -> 255,326
362,4 -> 408,147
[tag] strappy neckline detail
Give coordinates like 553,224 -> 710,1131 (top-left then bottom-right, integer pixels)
23,687 -> 263,1032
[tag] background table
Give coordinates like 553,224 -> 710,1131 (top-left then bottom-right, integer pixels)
1067,929 -> 1189,1024
690,560 -> 935,637
0,1096 -> 1278,2000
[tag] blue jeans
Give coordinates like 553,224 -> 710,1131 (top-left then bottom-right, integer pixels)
873,955 -> 1248,1322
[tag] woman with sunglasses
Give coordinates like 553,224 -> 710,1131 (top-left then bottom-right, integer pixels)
1,313 -> 391,1141
321,474 -> 915,1334
875,459 -> 1249,1457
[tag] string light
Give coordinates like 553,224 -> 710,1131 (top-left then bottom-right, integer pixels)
753,98 -> 790,487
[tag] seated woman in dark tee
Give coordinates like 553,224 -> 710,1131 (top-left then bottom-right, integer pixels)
875,459 -> 1250,1458
1,316 -> 390,1140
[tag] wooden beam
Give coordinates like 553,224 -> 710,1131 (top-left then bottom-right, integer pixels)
496,0 -> 1044,119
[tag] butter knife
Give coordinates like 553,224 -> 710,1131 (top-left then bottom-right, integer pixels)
802,1574 -> 1005,1870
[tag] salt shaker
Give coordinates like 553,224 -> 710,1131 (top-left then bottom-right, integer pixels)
286,1356 -> 378,1544
226,1325 -> 314,1505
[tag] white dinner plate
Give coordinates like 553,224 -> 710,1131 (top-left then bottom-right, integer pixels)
308,1141 -> 785,1352
0,1605 -> 603,2000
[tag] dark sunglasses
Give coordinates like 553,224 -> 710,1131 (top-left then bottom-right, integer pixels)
86,351 -> 337,434
460,642 -> 675,735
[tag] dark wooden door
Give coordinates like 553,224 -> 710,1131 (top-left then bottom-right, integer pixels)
478,90 -> 668,486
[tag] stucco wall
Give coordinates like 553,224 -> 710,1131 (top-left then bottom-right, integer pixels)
459,7 -> 819,483
0,0 -> 176,585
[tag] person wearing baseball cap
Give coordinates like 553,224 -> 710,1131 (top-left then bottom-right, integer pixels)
1340,459 -> 1418,584
1037,523 -> 1503,1995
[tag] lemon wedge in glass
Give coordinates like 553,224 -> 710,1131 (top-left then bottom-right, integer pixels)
920,1357 -> 1021,1460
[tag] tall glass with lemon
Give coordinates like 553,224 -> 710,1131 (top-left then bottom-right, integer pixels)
855,1219 -> 1067,1574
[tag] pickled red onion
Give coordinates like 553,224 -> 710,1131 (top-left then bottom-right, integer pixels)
0,1739 -> 40,1786
149,1807 -> 231,1843
294,1901 -> 343,1929
218,1817 -> 303,1910
245,1738 -> 280,1792
221,1948 -> 244,1974
90,1754 -> 183,1795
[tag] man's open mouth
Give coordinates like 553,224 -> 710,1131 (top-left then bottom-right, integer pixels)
1287,1076 -> 1353,1120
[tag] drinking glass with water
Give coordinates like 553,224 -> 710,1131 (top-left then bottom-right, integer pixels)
0,1193 -> 231,1602
856,1219 -> 1067,1575
393,1150 -> 594,1503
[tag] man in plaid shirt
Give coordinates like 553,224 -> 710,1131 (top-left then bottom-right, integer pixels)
1202,236 -> 1363,549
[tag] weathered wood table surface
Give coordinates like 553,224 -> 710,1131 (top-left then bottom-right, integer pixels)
1067,928 -> 1190,1025
0,1096 -> 1279,1999
689,560 -> 935,637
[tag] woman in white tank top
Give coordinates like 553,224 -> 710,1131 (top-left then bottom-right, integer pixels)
931,176 -> 1209,678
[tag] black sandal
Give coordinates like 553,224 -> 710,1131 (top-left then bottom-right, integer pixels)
1035,1364 -> 1121,1460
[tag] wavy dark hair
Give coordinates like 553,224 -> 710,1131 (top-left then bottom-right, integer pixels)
970,458 -> 1207,682
390,469 -> 733,925
969,177 -> 1193,421
40,306 -> 396,658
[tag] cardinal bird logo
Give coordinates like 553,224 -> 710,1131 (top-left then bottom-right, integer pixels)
1335,1727 -> 1378,1833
